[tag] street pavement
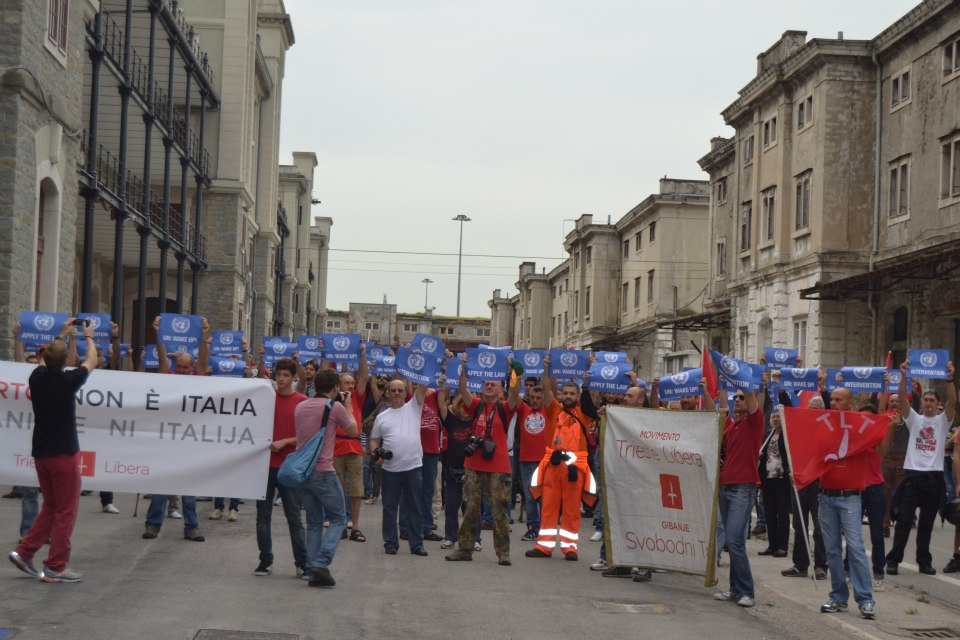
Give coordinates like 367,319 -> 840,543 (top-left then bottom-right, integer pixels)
1,491 -> 958,640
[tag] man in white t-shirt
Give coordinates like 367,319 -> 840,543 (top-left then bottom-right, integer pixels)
885,358 -> 956,577
369,379 -> 429,556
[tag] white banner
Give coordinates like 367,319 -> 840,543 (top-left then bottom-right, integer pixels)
601,405 -> 721,584
0,362 -> 276,499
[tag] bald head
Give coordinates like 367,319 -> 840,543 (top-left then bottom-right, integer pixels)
175,352 -> 195,375
624,386 -> 644,407
830,387 -> 853,411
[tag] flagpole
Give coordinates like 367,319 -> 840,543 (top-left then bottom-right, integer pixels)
776,405 -> 818,591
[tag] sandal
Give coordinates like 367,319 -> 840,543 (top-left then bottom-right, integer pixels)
349,529 -> 367,542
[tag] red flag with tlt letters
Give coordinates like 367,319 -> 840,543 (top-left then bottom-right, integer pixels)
781,407 -> 887,490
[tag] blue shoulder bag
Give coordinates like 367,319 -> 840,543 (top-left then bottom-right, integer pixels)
277,399 -> 333,488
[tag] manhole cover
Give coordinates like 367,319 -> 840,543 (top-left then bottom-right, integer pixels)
593,600 -> 671,614
902,630 -> 960,639
194,632 -> 299,640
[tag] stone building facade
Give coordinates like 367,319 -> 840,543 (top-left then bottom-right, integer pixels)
702,0 -> 960,369
489,178 -> 711,379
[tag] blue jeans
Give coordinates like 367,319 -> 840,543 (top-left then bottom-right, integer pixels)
519,461 -> 541,531
256,467 -> 306,568
381,467 -> 424,551
820,493 -> 874,608
399,455 -> 438,535
300,471 -> 347,570
719,483 -> 756,598
16,485 -> 40,537
146,495 -> 200,533
214,497 -> 240,511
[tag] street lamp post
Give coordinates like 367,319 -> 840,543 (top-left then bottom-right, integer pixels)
421,277 -> 433,312
452,214 -> 471,317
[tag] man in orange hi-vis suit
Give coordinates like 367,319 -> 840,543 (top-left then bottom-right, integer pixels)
526,374 -> 598,561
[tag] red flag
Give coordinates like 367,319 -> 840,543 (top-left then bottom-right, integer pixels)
701,340 -> 718,400
781,407 -> 887,489
796,390 -> 819,408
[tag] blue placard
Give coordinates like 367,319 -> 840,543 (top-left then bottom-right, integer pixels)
209,356 -> 246,377
657,368 -> 704,399
839,366 -> 886,392
143,344 -> 174,370
548,349 -> 590,379
465,347 -> 510,381
764,347 -> 799,370
263,336 -> 284,345
297,335 -> 323,361
585,362 -> 632,394
118,343 -> 130,359
442,358 -> 483,393
18,311 -> 70,344
158,313 -> 203,354
887,368 -> 909,393
710,351 -> 762,392
211,331 -> 244,356
907,349 -> 950,380
373,355 -> 397,376
321,333 -> 362,363
825,368 -> 842,392
514,350 -> 546,377
595,351 -> 629,364
411,333 -> 445,362
396,346 -> 441,385
76,339 -> 110,359
366,342 -> 390,359
75,313 -> 112,341
263,341 -> 297,367
778,368 -> 819,391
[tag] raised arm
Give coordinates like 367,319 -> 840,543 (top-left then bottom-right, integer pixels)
340,392 -> 358,437
80,322 -> 98,372
257,345 -> 266,379
898,360 -> 910,420
944,361 -> 956,422
700,377 -> 715,411
356,341 -> 369,395
507,361 -> 522,411
109,321 -> 121,370
414,382 -> 429,406
196,318 -> 210,375
458,353 -> 474,405
649,377 -> 660,408
62,318 -> 78,366
12,322 -> 25,363
542,353 -> 555,406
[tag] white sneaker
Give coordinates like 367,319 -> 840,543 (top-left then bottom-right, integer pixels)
227,510 -> 238,522
440,540 -> 454,549
590,559 -> 607,571
208,509 -> 223,521
474,542 -> 482,552
41,567 -> 83,583
737,595 -> 755,608
713,591 -> 738,601
873,577 -> 884,592
589,531 -> 603,542
102,503 -> 120,514
168,509 -> 183,519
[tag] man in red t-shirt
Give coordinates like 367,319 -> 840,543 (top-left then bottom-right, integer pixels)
253,358 -> 308,578
513,382 -> 560,541
445,356 -> 521,566
333,344 -> 369,543
713,385 -> 762,608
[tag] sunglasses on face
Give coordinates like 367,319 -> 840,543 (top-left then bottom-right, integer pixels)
734,395 -> 745,400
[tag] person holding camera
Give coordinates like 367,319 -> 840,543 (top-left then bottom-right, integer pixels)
437,387 -> 481,549
445,355 -> 522,566
369,379 -> 430,556
10,317 -> 98,583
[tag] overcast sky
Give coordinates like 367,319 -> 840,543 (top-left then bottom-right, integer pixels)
278,0 -> 914,319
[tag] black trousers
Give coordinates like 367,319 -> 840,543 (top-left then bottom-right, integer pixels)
761,476 -> 791,551
885,470 -> 944,568
792,480 -> 826,571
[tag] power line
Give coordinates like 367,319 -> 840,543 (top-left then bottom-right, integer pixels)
329,248 -> 565,260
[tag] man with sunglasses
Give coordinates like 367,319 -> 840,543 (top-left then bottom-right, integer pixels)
714,386 -> 763,607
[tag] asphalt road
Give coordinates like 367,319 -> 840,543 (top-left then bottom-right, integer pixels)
1,492 -> 958,640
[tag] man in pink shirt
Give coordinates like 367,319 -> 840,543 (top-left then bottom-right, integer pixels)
294,369 -> 357,587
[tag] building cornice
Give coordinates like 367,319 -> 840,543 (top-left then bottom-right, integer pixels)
697,138 -> 735,172
873,0 -> 954,56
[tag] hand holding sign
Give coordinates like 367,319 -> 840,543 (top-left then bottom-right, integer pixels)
907,349 -> 951,380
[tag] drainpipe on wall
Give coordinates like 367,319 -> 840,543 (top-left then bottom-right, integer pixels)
869,47 -> 883,360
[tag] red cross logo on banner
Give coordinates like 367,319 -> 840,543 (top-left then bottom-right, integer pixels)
76,451 -> 96,477
659,473 -> 683,510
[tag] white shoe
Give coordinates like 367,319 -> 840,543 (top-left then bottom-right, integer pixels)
589,531 -> 603,542
168,509 -> 183,519
208,509 -> 223,521
873,578 -> 884,592
590,559 -> 607,571
474,542 -> 482,552
102,503 -> 119,514
440,539 -> 454,549
227,510 -> 238,522
737,596 -> 755,608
